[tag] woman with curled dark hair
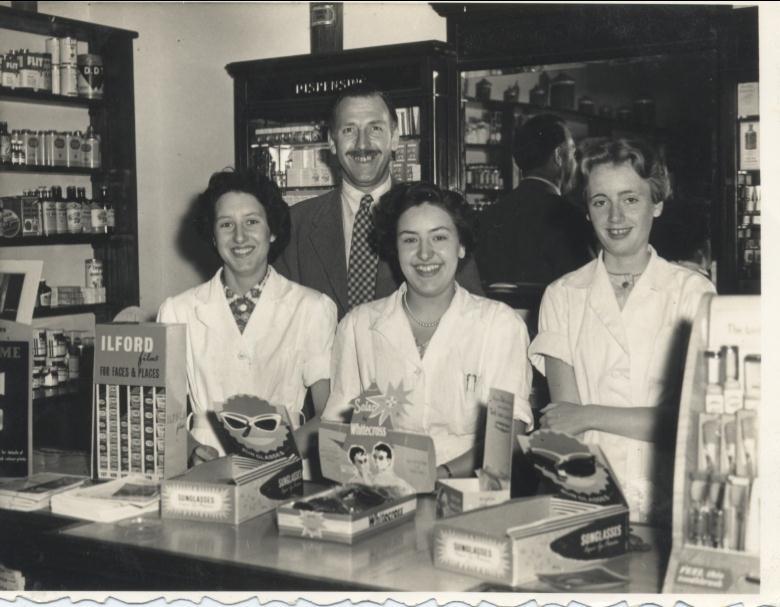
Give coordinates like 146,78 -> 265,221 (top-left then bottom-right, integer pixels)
529,138 -> 715,525
324,182 -> 533,480
158,170 -> 336,468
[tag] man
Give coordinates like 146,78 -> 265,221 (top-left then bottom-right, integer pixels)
276,82 -> 482,320
476,113 -> 594,287
371,442 -> 414,495
347,445 -> 372,484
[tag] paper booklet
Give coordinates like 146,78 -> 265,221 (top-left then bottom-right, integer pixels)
0,473 -> 87,512
50,475 -> 160,522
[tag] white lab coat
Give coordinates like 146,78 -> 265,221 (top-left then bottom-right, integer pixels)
324,283 -> 533,465
529,247 -> 716,523
157,266 -> 337,454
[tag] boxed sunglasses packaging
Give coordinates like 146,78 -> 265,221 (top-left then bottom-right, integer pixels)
435,388 -> 514,517
432,430 -> 629,587
92,323 -> 188,482
277,382 -> 435,544
161,394 -> 303,525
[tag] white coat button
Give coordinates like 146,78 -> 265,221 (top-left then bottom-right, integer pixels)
238,352 -> 249,361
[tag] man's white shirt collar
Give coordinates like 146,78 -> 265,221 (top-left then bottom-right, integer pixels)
521,175 -> 561,197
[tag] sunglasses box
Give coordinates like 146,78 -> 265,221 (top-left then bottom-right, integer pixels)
435,388 -> 514,517
433,438 -> 629,587
92,323 -> 188,482
276,484 -> 417,545
161,453 -> 303,525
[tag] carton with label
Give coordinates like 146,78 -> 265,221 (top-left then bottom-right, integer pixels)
435,388 -> 513,517
161,394 -> 303,525
277,382 -> 436,543
433,430 -> 629,587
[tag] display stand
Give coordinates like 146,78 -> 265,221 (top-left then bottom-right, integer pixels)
663,294 -> 760,593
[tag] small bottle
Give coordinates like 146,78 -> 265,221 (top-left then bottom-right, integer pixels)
41,188 -> 57,236
0,122 -> 11,165
83,125 -> 101,169
101,185 -> 115,232
722,346 -> 743,414
11,130 -> 25,166
744,123 -> 757,151
704,350 -> 724,414
38,280 -> 52,307
79,187 -> 92,234
54,185 -> 68,235
65,185 -> 82,234
90,187 -> 107,233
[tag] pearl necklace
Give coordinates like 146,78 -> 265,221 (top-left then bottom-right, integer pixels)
402,292 -> 441,328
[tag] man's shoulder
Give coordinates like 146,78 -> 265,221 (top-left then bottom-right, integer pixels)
288,188 -> 340,220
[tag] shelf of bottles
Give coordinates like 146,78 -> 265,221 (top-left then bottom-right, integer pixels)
735,170 -> 760,285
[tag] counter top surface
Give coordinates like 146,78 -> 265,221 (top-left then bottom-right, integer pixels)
51,492 -> 669,592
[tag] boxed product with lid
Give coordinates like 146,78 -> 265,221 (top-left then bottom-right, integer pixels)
92,323 -> 188,482
432,430 -> 629,587
277,382 -> 437,543
161,394 -> 303,525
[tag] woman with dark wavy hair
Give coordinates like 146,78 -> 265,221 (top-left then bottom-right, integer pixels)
157,170 -> 336,466
529,138 -> 715,524
323,182 -> 532,479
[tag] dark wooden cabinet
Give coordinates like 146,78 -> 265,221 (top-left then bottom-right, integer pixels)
226,41 -> 459,204
434,4 -> 759,295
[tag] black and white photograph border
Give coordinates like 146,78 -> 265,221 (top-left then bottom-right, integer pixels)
0,1 -> 778,606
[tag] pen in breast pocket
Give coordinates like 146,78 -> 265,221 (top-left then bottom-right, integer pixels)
465,373 -> 477,393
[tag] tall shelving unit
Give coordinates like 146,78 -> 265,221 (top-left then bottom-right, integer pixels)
0,6 -> 139,451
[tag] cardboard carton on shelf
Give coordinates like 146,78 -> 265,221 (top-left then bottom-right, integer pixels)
161,395 -> 303,525
277,382 -> 437,544
435,388 -> 514,517
433,430 -> 629,587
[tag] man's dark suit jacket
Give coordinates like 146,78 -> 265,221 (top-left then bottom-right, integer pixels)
476,178 -> 594,287
275,189 -> 483,320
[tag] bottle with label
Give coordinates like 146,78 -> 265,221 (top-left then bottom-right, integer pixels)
744,123 -> 757,150
79,187 -> 93,234
0,121 -> 10,165
65,185 -> 82,234
722,346 -> 743,414
54,185 -> 67,234
704,350 -> 724,414
83,125 -> 101,168
66,130 -> 82,167
11,130 -> 25,166
41,187 -> 57,236
101,185 -> 115,232
90,187 -> 107,233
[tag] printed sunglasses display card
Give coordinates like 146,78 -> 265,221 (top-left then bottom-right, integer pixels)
319,382 -> 436,494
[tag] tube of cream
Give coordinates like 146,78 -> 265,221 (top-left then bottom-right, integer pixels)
737,410 -> 758,478
721,415 -> 737,476
699,413 -> 721,473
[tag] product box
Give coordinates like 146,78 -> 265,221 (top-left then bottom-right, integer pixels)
1,196 -> 40,238
161,394 -> 303,524
277,382 -> 436,543
436,388 -> 514,517
433,430 -> 629,587
92,323 -> 188,482
0,320 -> 33,478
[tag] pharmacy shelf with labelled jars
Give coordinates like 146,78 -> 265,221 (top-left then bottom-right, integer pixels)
227,41 -> 459,205
0,6 -> 140,330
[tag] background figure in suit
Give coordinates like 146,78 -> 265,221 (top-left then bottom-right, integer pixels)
276,82 -> 482,320
476,113 -> 594,288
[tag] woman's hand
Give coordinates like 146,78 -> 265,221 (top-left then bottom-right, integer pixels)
539,401 -> 594,436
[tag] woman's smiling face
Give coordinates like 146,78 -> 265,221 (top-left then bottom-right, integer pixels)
586,161 -> 663,268
396,202 -> 465,299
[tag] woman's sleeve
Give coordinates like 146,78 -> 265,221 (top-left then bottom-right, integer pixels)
680,273 -> 717,321
322,312 -> 361,422
301,294 -> 338,387
156,297 -> 177,324
487,306 -> 534,427
528,283 -> 572,376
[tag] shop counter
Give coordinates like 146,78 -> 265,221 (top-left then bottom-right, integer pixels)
2,491 -> 670,591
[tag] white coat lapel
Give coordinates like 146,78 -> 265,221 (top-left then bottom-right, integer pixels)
194,270 -> 240,338
587,259 -> 630,354
241,267 -> 281,342
372,288 -> 422,369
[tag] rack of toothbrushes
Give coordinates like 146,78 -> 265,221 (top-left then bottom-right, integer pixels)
664,294 -> 760,593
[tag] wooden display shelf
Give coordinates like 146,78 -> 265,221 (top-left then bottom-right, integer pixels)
0,87 -> 102,108
0,165 -> 99,176
1,233 -> 110,246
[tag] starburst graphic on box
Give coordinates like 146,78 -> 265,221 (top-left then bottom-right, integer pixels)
299,511 -> 326,538
350,381 -> 413,427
